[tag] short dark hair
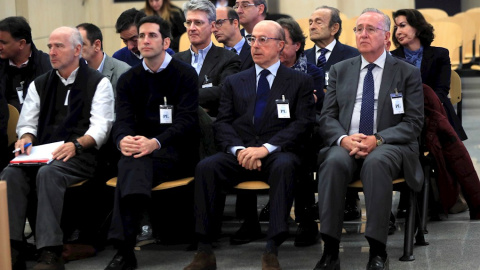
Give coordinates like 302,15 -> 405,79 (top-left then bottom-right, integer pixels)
137,15 -> 172,40
317,6 -> 342,40
253,0 -> 267,17
277,18 -> 305,60
115,8 -> 146,33
76,23 -> 103,50
0,16 -> 32,44
226,7 -> 240,28
392,9 -> 434,48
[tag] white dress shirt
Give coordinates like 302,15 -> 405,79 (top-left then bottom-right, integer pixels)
315,39 -> 336,64
17,67 -> 115,149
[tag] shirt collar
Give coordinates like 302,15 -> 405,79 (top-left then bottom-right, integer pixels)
255,60 -> 281,77
142,52 -> 172,73
225,38 -> 246,55
97,53 -> 107,73
190,41 -> 213,59
316,39 -> 336,53
360,50 -> 387,70
131,50 -> 143,59
9,52 -> 32,68
56,67 -> 79,86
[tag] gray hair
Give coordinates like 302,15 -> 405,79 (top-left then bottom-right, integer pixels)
360,8 -> 390,31
183,0 -> 216,22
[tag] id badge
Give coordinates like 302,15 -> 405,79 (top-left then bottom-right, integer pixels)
390,89 -> 404,114
275,95 -> 290,119
324,71 -> 329,86
159,97 -> 173,124
16,81 -> 24,104
202,75 -> 213,88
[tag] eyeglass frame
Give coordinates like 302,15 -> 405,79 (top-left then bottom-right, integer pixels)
214,18 -> 236,28
184,19 -> 212,28
233,1 -> 258,10
353,26 -> 388,35
246,36 -> 282,46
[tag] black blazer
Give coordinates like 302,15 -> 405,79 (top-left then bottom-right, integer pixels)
305,40 -> 359,72
238,39 -> 254,71
214,64 -> 315,154
391,45 -> 467,140
173,44 -> 241,116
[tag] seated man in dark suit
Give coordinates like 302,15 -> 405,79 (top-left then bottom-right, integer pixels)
314,9 -> 424,270
173,0 -> 240,117
214,6 -> 254,71
0,26 -> 114,270
184,20 -> 315,270
105,16 -> 200,270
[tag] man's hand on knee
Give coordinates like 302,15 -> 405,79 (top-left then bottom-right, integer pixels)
52,142 -> 76,162
237,146 -> 268,170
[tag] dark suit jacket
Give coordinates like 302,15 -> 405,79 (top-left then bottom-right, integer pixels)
102,54 -> 131,96
173,44 -> 241,116
305,40 -> 359,73
391,46 -> 467,140
238,40 -> 254,71
214,64 -> 315,154
319,54 -> 425,191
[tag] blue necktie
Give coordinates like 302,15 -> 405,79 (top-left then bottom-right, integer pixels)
359,63 -> 376,135
254,69 -> 270,131
317,48 -> 328,68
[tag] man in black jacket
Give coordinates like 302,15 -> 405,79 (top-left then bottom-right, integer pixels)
0,16 -> 52,112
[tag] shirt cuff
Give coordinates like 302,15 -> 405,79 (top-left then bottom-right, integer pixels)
263,143 -> 278,153
229,146 -> 245,156
154,138 -> 161,150
337,135 -> 347,146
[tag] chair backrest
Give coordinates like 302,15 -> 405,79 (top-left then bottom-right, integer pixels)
418,8 -> 448,21
449,70 -> 462,105
295,17 -> 314,50
430,21 -> 462,68
0,181 -> 12,270
7,104 -> 19,146
179,32 -> 190,52
339,17 -> 357,48
437,14 -> 476,63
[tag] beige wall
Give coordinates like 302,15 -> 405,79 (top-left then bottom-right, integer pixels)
0,0 -> 416,55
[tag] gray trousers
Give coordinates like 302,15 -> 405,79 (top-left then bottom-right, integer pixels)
317,144 -> 402,245
0,158 -> 95,249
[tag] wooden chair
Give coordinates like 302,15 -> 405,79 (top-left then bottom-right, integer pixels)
430,21 -> 463,69
348,175 -> 429,261
339,18 -> 357,48
0,181 -> 12,270
106,176 -> 194,191
295,17 -> 314,50
234,181 -> 270,190
7,104 -> 19,147
437,14 -> 476,65
449,70 -> 462,123
418,8 -> 448,21
179,32 -> 190,52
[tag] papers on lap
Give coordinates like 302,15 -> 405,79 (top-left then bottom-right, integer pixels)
9,141 -> 64,165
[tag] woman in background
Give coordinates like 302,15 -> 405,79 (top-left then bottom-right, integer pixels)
142,0 -> 186,52
391,8 -> 467,140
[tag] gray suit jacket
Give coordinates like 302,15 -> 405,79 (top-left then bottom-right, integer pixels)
173,44 -> 241,116
319,54 -> 424,191
102,54 -> 131,96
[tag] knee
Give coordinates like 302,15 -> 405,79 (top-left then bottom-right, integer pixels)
36,165 -> 64,190
319,148 -> 351,172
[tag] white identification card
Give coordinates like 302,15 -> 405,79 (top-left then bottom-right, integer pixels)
202,83 -> 213,88
325,71 -> 329,86
276,95 -> 290,118
64,90 -> 70,106
16,87 -> 24,104
390,92 -> 404,114
159,97 -> 173,124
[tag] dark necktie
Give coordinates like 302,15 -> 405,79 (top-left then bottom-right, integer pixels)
317,48 -> 328,68
254,69 -> 271,131
230,48 -> 238,54
359,63 -> 376,135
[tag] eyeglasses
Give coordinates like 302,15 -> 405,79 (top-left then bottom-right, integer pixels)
233,2 -> 257,10
214,18 -> 235,28
246,36 -> 281,46
184,20 -> 208,28
353,26 -> 387,35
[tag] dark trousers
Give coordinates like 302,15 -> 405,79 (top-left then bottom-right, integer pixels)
194,151 -> 299,240
317,145 -> 402,244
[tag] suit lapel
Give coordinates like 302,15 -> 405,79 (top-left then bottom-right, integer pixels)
377,54 -> 398,125
342,57 -> 361,130
102,56 -> 114,81
420,47 -> 433,81
199,45 -> 219,85
242,68 -> 257,128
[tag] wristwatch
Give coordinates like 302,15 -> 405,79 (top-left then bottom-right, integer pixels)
73,139 -> 83,154
374,133 -> 383,146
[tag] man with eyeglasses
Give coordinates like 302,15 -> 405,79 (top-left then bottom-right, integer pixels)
184,20 -> 315,270
214,6 -> 253,71
304,5 -> 363,224
234,0 -> 266,38
314,9 -> 423,270
174,0 -> 240,117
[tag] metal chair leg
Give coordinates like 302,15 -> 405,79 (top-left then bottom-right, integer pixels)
400,189 -> 416,261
